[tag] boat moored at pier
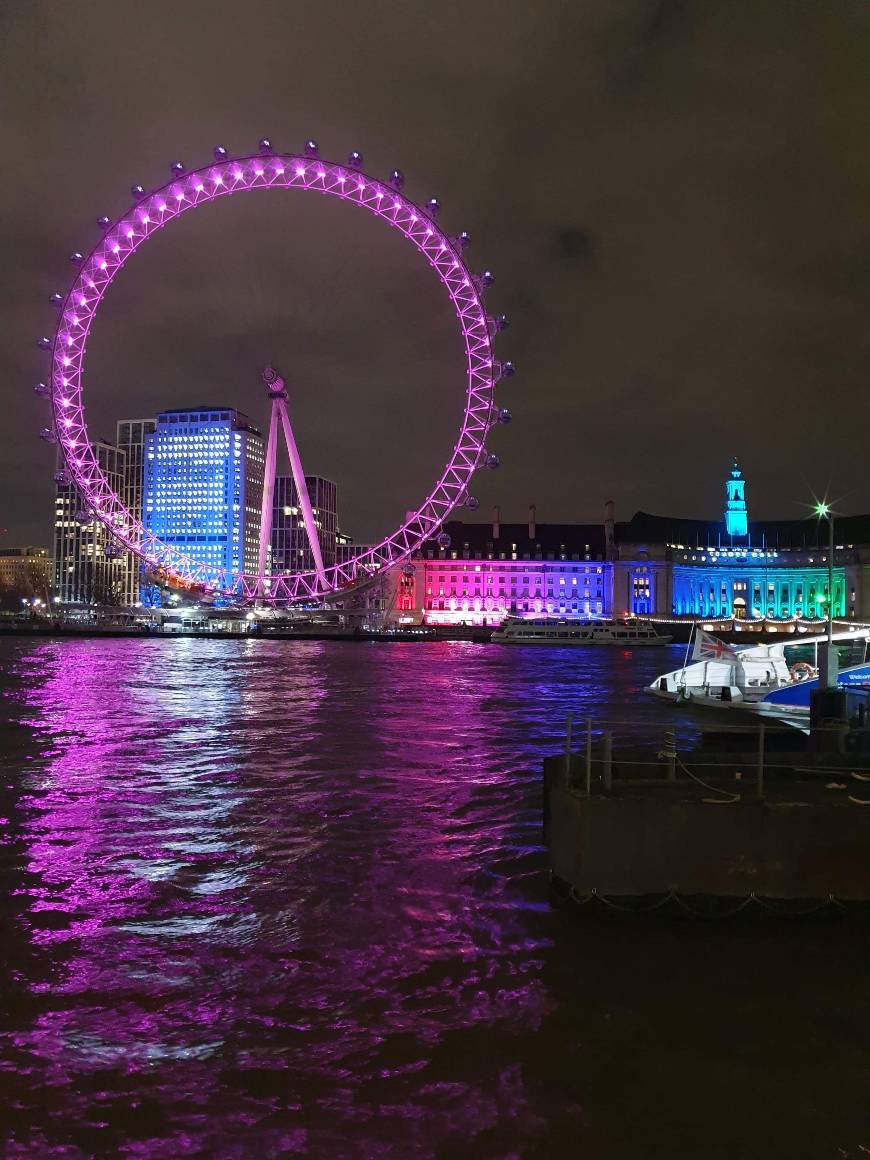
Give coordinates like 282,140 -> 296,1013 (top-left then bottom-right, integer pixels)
649,627 -> 870,716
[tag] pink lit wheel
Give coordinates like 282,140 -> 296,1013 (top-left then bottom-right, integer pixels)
38,140 -> 514,603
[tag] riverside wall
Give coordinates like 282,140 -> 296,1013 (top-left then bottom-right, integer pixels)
545,760 -> 870,902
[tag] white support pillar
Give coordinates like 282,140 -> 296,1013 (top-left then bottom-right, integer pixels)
277,397 -> 326,583
257,401 -> 280,596
256,365 -> 326,597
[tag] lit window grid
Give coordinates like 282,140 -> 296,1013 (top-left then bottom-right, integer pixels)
271,475 -> 338,574
53,440 -> 134,604
142,411 -> 264,585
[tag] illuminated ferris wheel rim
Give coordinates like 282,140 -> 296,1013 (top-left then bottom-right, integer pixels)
39,141 -> 514,603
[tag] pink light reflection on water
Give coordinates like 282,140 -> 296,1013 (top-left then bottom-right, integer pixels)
1,637 -> 560,1153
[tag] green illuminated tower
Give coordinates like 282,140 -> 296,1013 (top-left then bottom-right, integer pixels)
725,458 -> 748,538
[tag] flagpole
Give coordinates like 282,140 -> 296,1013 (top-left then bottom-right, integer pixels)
679,622 -> 695,687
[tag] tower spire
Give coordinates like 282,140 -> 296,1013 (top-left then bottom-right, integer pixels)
724,457 -> 748,538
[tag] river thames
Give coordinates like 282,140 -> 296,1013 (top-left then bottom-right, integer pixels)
0,637 -> 867,1157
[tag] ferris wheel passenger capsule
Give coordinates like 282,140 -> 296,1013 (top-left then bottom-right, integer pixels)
213,145 -> 228,160
501,359 -> 516,377
39,427 -> 56,443
485,453 -> 501,470
304,139 -> 319,158
497,407 -> 513,425
437,533 -> 452,550
131,184 -> 146,200
456,230 -> 471,250
401,563 -> 415,577
495,313 -> 509,331
97,216 -> 112,229
258,138 -> 274,155
53,469 -> 70,485
389,169 -> 404,191
37,336 -> 52,350
465,495 -> 480,511
170,160 -> 185,175
34,382 -> 50,397
69,252 -> 84,265
49,292 -> 64,305
425,197 -> 441,218
348,150 -> 363,168
481,270 -> 495,288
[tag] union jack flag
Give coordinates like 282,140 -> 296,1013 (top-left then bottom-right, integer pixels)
692,629 -> 737,661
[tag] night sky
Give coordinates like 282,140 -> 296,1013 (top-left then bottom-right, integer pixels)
2,0 -> 869,549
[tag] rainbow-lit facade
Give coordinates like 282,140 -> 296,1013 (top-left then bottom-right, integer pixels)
406,517 -> 609,626
404,466 -> 870,626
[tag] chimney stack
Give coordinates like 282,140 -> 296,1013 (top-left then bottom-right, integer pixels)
529,503 -> 537,540
492,504 -> 500,539
604,499 -> 616,561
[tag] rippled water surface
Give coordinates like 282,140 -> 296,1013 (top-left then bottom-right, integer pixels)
0,638 -> 867,1158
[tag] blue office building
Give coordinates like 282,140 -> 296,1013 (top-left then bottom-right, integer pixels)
143,408 -> 265,583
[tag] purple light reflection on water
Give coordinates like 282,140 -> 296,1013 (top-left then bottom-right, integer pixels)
1,638 -> 868,1157
1,638 -> 569,1153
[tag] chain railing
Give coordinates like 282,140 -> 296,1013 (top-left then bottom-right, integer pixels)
556,712 -> 870,805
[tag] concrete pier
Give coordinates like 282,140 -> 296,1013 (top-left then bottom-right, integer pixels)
545,748 -> 870,907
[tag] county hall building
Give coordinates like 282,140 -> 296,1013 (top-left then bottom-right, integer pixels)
405,463 -> 870,626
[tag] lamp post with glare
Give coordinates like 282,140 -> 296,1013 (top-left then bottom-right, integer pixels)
815,502 -> 837,688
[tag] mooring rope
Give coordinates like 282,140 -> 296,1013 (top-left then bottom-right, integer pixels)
673,755 -> 741,803
566,884 -> 850,918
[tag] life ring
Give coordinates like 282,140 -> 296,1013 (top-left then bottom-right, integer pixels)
789,662 -> 816,682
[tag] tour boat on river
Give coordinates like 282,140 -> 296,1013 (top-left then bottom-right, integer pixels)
491,617 -> 672,646
649,626 -> 870,717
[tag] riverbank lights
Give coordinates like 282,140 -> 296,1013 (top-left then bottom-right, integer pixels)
815,502 -> 830,518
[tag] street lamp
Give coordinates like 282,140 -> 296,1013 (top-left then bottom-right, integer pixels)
815,501 -> 837,688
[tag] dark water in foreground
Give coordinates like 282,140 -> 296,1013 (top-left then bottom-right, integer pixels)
0,638 -> 867,1158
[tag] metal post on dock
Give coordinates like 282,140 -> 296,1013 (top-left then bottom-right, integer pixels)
757,723 -> 765,801
603,731 -> 613,792
564,714 -> 573,785
585,718 -> 593,797
663,729 -> 677,782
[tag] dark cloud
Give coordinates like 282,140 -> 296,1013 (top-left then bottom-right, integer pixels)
1,0 -> 870,550
557,229 -> 594,262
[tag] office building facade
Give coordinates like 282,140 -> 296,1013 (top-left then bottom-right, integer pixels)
143,408 -> 265,584
0,548 -> 52,597
54,441 -> 131,604
271,475 -> 338,574
116,417 -> 156,604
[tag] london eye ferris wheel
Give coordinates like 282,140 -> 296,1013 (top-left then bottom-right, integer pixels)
36,138 -> 514,604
